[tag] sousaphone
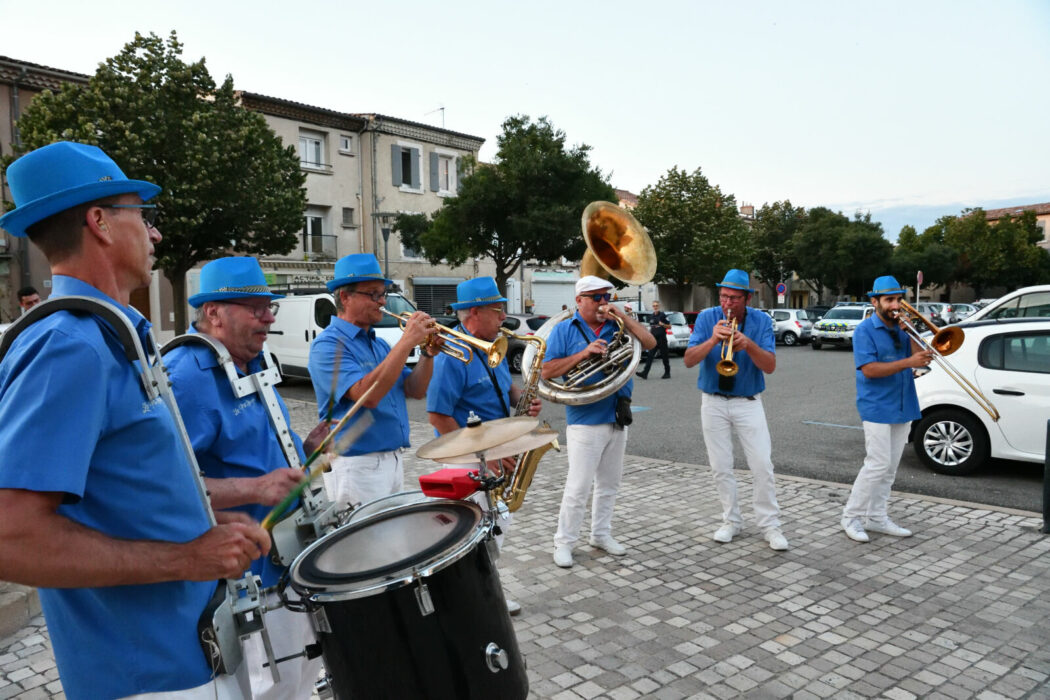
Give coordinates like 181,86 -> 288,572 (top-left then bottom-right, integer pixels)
522,202 -> 657,405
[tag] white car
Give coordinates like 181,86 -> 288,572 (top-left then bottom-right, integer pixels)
912,318 -> 1050,475
810,305 -> 874,349
966,284 -> 1050,323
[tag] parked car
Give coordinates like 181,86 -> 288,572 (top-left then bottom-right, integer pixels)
967,285 -> 1050,323
912,318 -> 1050,475
952,303 -> 978,320
767,308 -> 814,346
914,301 -> 957,327
501,313 -> 549,373
682,311 -> 700,331
805,305 -> 831,321
637,310 -> 691,355
810,305 -> 875,349
267,290 -> 421,378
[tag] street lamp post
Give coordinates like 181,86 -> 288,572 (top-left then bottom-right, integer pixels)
381,226 -> 391,281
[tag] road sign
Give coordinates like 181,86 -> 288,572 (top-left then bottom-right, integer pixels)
776,282 -> 787,295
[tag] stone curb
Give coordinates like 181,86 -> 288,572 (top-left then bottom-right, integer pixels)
0,583 -> 40,639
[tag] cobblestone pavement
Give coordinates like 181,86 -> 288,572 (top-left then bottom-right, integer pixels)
3,398 -> 1049,699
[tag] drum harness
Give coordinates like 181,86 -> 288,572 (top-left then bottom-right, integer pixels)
0,297 -> 289,686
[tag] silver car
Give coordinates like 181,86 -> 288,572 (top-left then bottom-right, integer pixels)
638,310 -> 691,355
767,308 -> 814,346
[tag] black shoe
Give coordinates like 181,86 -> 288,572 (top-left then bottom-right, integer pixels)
661,374 -> 671,379
635,372 -> 648,379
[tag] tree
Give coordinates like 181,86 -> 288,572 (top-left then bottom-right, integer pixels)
751,200 -> 805,292
12,31 -> 306,332
794,208 -> 892,298
631,167 -> 751,299
397,115 -> 615,295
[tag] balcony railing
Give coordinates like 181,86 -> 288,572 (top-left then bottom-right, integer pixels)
302,233 -> 338,261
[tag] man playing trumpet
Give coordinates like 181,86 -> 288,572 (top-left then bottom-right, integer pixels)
841,276 -> 931,543
684,269 -> 787,551
544,276 -> 655,568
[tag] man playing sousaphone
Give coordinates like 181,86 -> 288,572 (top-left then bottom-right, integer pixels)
543,276 -> 655,568
426,276 -> 543,614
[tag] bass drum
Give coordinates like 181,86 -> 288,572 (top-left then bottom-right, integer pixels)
289,499 -> 528,700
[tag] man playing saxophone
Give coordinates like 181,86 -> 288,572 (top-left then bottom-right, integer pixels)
544,276 -> 655,568
841,275 -> 931,543
426,276 -> 542,615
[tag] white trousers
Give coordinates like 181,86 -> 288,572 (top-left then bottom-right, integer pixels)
243,596 -> 324,700
843,421 -> 910,520
120,674 -> 246,700
554,423 -> 628,548
700,393 -> 781,530
324,450 -> 404,509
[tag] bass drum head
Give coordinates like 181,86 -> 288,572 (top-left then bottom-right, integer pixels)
290,499 -> 485,601
345,490 -> 432,525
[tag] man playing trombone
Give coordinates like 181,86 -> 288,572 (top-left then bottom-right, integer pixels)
309,253 -> 438,508
684,269 -> 788,551
841,276 -> 931,543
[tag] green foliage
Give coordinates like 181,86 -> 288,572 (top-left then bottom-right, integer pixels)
11,31 -> 306,332
400,115 -> 615,294
632,167 -> 751,290
794,208 -> 892,298
750,200 -> 805,287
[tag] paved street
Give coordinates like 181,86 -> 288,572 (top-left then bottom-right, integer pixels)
3,398 -> 1049,699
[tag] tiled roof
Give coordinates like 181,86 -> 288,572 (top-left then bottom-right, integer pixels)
983,201 -> 1050,220
614,188 -> 638,207
0,55 -> 89,92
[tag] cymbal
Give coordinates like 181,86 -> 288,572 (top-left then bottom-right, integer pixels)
436,427 -> 560,464
416,415 -> 539,461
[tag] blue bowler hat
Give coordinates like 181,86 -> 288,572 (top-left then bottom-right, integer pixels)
451,277 -> 508,310
867,275 -> 907,298
188,257 -> 284,308
716,269 -> 756,294
326,254 -> 393,292
0,141 -> 161,238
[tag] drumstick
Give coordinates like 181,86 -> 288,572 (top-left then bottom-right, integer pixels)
324,345 -> 343,424
300,381 -> 379,473
263,412 -> 375,530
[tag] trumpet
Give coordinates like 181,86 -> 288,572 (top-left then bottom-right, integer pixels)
893,304 -> 1000,422
381,309 -> 508,368
716,315 -> 739,377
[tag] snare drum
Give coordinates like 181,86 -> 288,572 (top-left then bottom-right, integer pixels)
344,489 -> 431,525
289,499 -> 528,700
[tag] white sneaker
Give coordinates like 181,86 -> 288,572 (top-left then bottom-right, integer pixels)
765,528 -> 789,551
589,535 -> 627,556
712,523 -> 741,543
553,545 -> 574,568
506,599 -> 522,616
841,517 -> 870,543
864,517 -> 912,537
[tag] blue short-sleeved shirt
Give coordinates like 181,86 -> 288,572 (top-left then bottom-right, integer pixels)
309,316 -> 412,454
853,314 -> 922,424
688,306 -> 776,396
0,276 -> 215,700
426,325 -> 512,430
544,312 -> 632,425
166,331 -> 306,586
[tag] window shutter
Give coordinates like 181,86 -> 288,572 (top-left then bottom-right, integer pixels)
429,152 -> 440,192
410,148 -> 421,189
391,144 -> 402,186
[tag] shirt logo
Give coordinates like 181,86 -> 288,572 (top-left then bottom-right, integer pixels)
140,396 -> 163,414
232,397 -> 257,416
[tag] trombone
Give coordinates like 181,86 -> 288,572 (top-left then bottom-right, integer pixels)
894,302 -> 1000,422
381,309 -> 508,368
716,315 -> 739,377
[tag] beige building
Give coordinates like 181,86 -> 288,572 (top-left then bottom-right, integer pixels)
984,201 -> 1050,251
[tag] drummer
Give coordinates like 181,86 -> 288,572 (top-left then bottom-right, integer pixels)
166,256 -> 330,700
308,253 -> 440,508
426,277 -> 542,615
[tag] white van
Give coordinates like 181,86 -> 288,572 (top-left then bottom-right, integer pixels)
267,290 -> 421,379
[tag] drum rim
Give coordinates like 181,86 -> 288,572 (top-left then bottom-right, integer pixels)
288,498 -> 490,602
344,490 -> 432,525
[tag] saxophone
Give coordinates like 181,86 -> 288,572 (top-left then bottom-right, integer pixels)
495,331 -> 559,512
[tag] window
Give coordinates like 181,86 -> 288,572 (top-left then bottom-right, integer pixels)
299,130 -> 327,170
338,134 -> 356,155
429,150 -> 458,195
302,207 -> 336,259
401,241 -> 423,260
502,317 -> 521,331
980,332 -> 1050,374
341,207 -> 355,227
986,291 -> 1050,320
390,142 -> 422,192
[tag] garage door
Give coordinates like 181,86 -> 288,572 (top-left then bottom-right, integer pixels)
412,277 -> 464,314
532,280 -> 577,315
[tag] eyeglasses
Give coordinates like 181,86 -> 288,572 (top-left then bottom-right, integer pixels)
587,293 -> 612,302
100,204 -> 159,227
351,290 -> 387,303
225,300 -> 278,319
719,294 -> 746,303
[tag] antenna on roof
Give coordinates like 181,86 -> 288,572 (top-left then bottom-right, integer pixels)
425,105 -> 445,128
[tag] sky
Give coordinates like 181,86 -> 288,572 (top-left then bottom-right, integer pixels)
2,0 -> 1048,240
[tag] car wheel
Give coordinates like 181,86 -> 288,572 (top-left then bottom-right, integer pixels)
913,409 -> 990,476
811,339 -> 822,350
508,347 -> 524,374
782,332 -> 798,347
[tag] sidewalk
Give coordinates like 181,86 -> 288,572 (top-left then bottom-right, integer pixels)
3,400 -> 1049,699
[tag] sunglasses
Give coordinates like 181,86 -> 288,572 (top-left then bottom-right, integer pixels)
587,293 -> 612,302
